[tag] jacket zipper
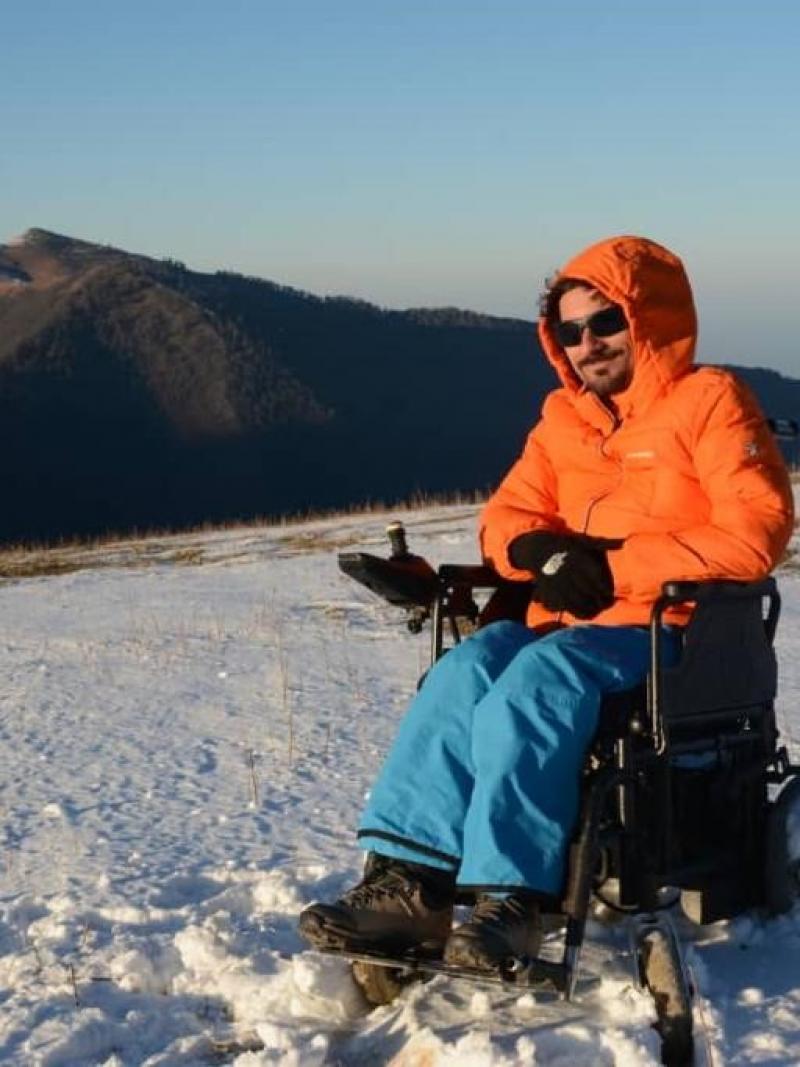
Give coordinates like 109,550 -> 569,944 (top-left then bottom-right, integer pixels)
555,402 -> 622,624
581,401 -> 622,536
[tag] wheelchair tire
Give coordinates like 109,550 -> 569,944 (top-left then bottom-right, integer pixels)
638,928 -> 694,1067
351,960 -> 417,1006
765,775 -> 800,915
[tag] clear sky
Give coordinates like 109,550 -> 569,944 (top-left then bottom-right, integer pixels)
3,1 -> 799,374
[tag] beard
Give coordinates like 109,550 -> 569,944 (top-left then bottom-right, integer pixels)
579,349 -> 633,397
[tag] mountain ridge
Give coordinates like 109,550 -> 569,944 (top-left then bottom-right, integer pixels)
1,228 -> 797,545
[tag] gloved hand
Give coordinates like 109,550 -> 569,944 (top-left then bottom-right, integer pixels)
508,531 -> 623,619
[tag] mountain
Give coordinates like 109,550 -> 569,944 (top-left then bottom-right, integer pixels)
0,230 -> 548,543
0,229 -> 797,545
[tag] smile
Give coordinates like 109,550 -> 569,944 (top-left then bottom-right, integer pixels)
580,351 -> 621,370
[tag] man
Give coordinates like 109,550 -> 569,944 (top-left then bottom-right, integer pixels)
298,236 -> 794,971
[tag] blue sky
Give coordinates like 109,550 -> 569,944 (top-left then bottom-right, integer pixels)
3,1 -> 799,373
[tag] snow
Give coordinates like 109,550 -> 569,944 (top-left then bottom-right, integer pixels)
1,501 -> 799,1065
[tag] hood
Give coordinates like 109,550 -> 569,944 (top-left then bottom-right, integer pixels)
537,236 -> 698,420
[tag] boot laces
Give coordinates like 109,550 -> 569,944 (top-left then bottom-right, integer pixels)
471,894 -> 532,928
341,867 -> 418,912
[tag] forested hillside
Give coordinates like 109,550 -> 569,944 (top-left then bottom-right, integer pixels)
1,229 -> 797,544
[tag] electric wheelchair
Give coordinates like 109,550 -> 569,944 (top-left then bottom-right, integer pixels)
333,522 -> 800,1066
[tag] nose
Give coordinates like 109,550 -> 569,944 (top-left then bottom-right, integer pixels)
575,325 -> 604,357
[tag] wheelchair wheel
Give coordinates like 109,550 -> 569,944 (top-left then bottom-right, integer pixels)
351,960 -> 417,1006
638,928 -> 694,1067
765,775 -> 800,915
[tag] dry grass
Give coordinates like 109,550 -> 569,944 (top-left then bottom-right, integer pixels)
0,490 -> 485,582
0,556 -> 86,580
270,529 -> 365,554
0,542 -> 207,582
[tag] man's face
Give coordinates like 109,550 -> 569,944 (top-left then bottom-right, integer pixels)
557,286 -> 634,397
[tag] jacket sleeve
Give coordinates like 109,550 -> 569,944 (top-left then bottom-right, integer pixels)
608,374 -> 795,600
479,420 -> 567,580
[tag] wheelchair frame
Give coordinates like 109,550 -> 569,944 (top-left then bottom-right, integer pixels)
429,568 -> 797,949
337,537 -> 800,1062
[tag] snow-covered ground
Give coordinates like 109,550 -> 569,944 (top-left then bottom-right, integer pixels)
1,502 -> 799,1066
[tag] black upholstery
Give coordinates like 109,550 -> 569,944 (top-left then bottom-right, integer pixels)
658,587 -> 777,725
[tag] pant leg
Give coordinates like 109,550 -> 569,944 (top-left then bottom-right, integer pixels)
458,624 -> 674,895
358,620 -> 539,870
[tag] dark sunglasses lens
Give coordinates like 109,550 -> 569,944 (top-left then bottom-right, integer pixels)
554,320 -> 582,346
589,305 -> 627,337
554,304 -> 626,347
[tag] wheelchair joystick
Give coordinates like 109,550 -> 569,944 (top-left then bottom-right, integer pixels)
386,521 -> 410,559
337,521 -> 439,635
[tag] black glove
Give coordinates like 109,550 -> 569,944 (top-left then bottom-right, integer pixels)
509,531 -> 622,619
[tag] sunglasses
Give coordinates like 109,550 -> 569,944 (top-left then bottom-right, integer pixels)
554,304 -> 627,348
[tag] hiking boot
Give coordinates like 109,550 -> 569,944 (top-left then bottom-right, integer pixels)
443,893 -> 542,970
298,853 -> 455,956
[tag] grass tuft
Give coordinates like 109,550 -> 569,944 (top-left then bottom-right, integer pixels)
0,490 -> 485,582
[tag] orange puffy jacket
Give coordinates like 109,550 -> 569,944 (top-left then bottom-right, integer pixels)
480,236 -> 795,628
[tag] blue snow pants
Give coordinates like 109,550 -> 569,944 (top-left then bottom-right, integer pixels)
358,621 -> 680,896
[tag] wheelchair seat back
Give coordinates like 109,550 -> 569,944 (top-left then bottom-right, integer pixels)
656,580 -> 778,740
589,579 -> 782,922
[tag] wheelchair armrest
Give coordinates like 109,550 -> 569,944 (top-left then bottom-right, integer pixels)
437,563 -> 506,588
430,564 -> 533,658
659,577 -> 778,605
436,564 -> 533,624
653,577 -> 780,647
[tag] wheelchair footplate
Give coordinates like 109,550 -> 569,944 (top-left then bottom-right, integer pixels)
309,941 -> 572,996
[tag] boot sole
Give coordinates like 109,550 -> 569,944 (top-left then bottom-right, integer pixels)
298,910 -> 447,957
444,931 -> 542,972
